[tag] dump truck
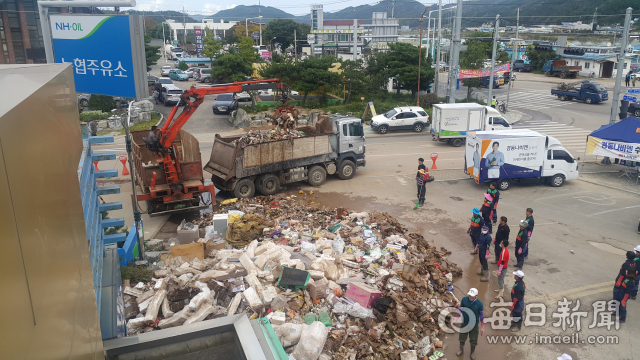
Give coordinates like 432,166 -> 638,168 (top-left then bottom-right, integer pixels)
204,115 -> 366,198
543,59 -> 581,79
550,81 -> 608,104
132,129 -> 214,216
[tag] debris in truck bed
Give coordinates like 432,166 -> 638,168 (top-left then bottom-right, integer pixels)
126,194 -> 462,360
232,128 -> 305,147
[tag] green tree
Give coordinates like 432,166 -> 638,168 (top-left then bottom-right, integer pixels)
210,54 -> 253,83
525,46 -> 557,71
201,35 -> 222,68
459,40 -> 488,100
178,61 -> 188,70
367,42 -> 434,96
88,95 -> 117,112
238,36 -> 258,64
258,55 -> 297,84
339,59 -> 367,104
292,56 -> 340,105
144,34 -> 161,71
263,19 -> 310,53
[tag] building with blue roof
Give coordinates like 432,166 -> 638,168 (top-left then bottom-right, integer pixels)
559,53 -> 633,78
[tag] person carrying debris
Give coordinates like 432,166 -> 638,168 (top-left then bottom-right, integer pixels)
467,208 -> 485,254
492,216 -> 510,265
486,182 -> 500,224
514,220 -> 529,270
524,208 -> 534,259
455,288 -> 485,359
89,118 -> 98,137
632,245 -> 640,300
416,157 -> 426,198
614,251 -> 637,298
495,239 -> 510,298
476,226 -> 492,282
614,268 -> 635,323
480,193 -> 494,234
416,169 -> 428,207
510,270 -> 526,332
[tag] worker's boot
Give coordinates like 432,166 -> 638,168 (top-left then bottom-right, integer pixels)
480,270 -> 489,282
495,289 -> 504,298
455,342 -> 464,356
511,321 -> 522,332
477,268 -> 483,275
470,345 -> 476,360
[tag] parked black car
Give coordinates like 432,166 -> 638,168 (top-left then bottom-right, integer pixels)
212,93 -> 238,114
628,102 -> 640,117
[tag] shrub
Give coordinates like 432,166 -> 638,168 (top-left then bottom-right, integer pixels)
419,93 -> 439,108
305,100 -> 321,109
88,94 -> 117,112
178,61 -> 188,71
79,110 -> 110,122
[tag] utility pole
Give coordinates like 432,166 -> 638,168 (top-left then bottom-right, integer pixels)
182,6 -> 186,45
124,102 -> 145,260
352,19 -> 358,61
487,14 -> 500,107
609,7 -> 632,125
162,21 -> 166,62
434,0 -> 442,97
259,0 -> 263,47
446,0 -> 462,103
417,7 -> 428,105
505,8 -> 519,111
391,0 -> 395,18
294,29 -> 297,61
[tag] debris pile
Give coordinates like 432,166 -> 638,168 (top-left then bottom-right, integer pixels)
124,194 -> 462,359
232,129 -> 306,147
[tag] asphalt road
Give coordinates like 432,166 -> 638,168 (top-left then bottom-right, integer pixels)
95,64 -> 638,359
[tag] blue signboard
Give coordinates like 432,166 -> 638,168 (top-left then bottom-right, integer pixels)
195,28 -> 204,58
623,95 -> 638,102
628,89 -> 640,94
51,15 -> 144,98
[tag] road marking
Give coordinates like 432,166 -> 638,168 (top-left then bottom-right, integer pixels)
590,204 -> 640,216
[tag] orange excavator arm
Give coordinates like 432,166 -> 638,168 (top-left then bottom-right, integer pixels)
159,78 -> 286,149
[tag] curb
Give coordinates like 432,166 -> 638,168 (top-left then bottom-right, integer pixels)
577,178 -> 640,196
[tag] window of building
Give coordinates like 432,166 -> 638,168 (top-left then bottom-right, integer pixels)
585,62 -> 590,69
338,33 -> 350,42
326,34 -> 334,42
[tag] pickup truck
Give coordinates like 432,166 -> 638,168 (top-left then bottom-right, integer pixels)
513,60 -> 534,72
550,81 -> 608,104
543,59 -> 581,79
481,75 -> 503,88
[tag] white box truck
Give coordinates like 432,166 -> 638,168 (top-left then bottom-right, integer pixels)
464,129 -> 579,190
431,103 -> 511,147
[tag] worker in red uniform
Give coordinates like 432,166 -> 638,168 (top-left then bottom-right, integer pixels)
486,182 -> 499,225
467,208 -> 484,254
510,270 -> 526,332
613,268 -> 635,323
495,239 -> 510,298
480,193 -> 494,234
514,220 -> 529,270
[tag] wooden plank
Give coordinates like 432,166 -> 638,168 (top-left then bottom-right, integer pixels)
97,186 -> 121,195
92,152 -> 116,161
170,242 -> 205,262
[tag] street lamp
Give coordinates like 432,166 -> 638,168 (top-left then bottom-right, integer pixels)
270,37 -> 277,52
258,15 -> 264,47
245,17 -> 258,37
417,6 -> 429,105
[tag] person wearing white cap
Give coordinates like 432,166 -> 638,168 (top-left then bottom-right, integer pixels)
455,288 -> 485,359
510,270 -> 526,332
514,220 -> 529,270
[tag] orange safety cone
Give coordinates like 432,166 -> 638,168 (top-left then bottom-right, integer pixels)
93,161 -> 99,171
430,152 -> 438,170
119,155 -> 130,176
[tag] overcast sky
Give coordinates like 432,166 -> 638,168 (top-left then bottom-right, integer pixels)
132,0 -> 434,18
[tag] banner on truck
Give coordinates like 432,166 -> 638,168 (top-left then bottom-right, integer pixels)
586,136 -> 640,161
466,134 -> 543,181
459,64 -> 511,79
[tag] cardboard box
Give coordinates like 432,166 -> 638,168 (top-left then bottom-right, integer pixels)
177,220 -> 199,244
308,278 -> 328,299
213,214 -> 229,237
344,282 -> 383,308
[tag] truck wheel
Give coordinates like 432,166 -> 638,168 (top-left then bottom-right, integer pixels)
559,72 -> 567,79
413,123 -> 424,132
550,175 -> 565,187
233,178 -> 255,198
451,138 -> 463,147
377,125 -> 389,134
498,179 -> 510,191
559,95 -> 567,101
258,174 -> 280,195
545,71 -> 551,77
337,160 -> 356,180
585,97 -> 593,104
308,165 -> 327,186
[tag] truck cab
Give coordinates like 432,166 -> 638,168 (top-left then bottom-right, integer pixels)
542,136 -> 579,186
481,75 -> 503,88
334,116 -> 366,169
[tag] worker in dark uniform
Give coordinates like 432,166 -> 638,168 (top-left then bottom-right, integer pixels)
492,216 -> 510,264
614,251 -> 637,298
467,208 -> 485,254
613,269 -> 635,323
416,158 -> 426,199
632,245 -> 640,300
89,118 -> 98,137
480,193 -> 494,234
510,270 -> 526,332
455,288 -> 485,359
514,220 -> 529,270
416,169 -> 427,207
524,208 -> 534,259
486,182 -> 499,224
477,226 -> 492,282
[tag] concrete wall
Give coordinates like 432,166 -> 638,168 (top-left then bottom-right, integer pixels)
0,64 -> 103,359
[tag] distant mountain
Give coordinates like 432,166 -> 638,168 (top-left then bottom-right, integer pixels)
201,5 -> 295,22
128,10 -> 197,24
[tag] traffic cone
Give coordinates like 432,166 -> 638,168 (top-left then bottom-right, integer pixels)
93,161 -> 99,171
119,155 -> 129,176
